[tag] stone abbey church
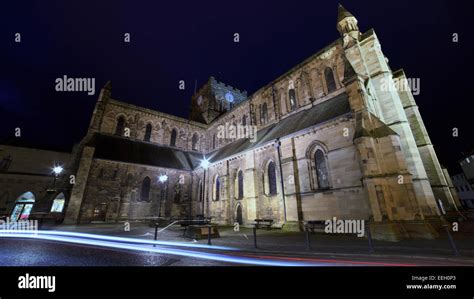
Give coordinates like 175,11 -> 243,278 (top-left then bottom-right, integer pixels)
1,5 -> 460,239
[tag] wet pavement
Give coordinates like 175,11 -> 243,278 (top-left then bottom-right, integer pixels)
0,238 -> 230,266
1,223 -> 474,266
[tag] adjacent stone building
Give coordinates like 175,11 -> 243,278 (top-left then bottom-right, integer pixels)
1,5 -> 460,240
0,144 -> 72,221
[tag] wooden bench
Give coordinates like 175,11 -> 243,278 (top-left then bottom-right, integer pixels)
254,218 -> 274,230
304,220 -> 326,234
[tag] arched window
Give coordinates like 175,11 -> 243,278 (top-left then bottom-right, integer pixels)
50,193 -> 66,212
237,170 -> 244,199
314,149 -> 330,189
141,177 -> 151,201
0,155 -> 13,172
268,162 -> 277,195
144,124 -> 152,142
214,176 -> 220,201
192,133 -> 199,151
288,89 -> 297,111
170,128 -> 177,147
115,116 -> 125,136
10,192 -> 36,221
325,67 -> 337,94
261,103 -> 268,124
212,134 -> 216,149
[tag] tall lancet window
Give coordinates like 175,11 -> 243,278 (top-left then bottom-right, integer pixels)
268,161 -> 277,195
288,80 -> 297,111
325,67 -> 337,94
170,128 -> 177,147
144,124 -> 152,142
314,149 -> 330,189
115,116 -> 125,136
192,133 -> 199,151
141,177 -> 151,202
237,170 -> 244,200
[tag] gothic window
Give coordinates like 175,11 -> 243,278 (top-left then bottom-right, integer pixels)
288,89 -> 297,111
214,176 -> 220,201
324,67 -> 337,93
242,115 -> 247,135
0,155 -> 12,172
10,192 -> 36,221
268,161 -> 277,195
144,124 -> 152,142
260,103 -> 268,125
170,128 -> 177,147
314,149 -> 330,189
140,176 -> 151,201
192,133 -> 199,151
237,170 -> 244,199
115,116 -> 125,136
50,193 -> 66,213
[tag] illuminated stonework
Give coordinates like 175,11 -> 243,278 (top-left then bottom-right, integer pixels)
56,5 -> 461,239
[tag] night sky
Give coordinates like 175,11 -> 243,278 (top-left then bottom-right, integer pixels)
0,0 -> 473,173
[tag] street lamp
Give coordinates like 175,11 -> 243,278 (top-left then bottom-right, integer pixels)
158,174 -> 168,218
53,166 -> 63,175
51,165 -> 63,188
200,157 -> 210,217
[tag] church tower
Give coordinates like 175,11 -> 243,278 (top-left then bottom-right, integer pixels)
190,76 -> 247,124
337,4 -> 460,239
337,4 -> 361,47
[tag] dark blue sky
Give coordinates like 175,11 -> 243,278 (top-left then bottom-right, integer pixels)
0,0 -> 472,173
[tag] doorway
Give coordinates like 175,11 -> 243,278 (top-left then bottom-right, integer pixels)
236,204 -> 243,225
93,203 -> 108,221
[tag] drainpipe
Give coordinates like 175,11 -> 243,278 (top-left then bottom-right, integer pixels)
275,138 -> 287,222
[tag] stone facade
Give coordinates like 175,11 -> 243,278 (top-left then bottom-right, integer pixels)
48,5 -> 460,239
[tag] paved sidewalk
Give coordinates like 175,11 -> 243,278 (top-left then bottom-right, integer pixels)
49,223 -> 474,263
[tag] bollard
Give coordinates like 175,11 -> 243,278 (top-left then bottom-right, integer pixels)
305,227 -> 312,251
366,225 -> 374,253
444,225 -> 460,256
207,225 -> 212,246
153,222 -> 158,247
253,227 -> 257,248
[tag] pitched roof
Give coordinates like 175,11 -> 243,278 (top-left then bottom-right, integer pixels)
86,134 -> 203,171
208,92 -> 351,163
85,93 -> 351,170
337,4 -> 355,22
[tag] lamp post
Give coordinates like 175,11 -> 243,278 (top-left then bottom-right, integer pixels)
158,174 -> 168,218
200,157 -> 210,217
52,165 -> 63,188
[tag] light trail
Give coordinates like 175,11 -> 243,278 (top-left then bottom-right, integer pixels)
0,232 -> 328,266
0,230 -> 420,267
0,229 -> 235,251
